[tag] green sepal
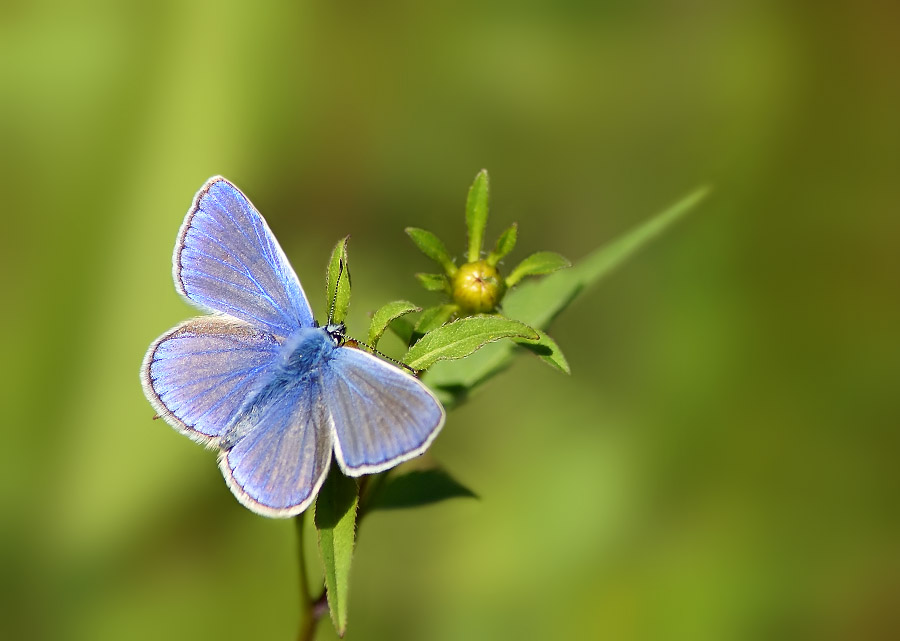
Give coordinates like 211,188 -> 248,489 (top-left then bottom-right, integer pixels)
487,222 -> 517,267
367,300 -> 421,347
403,315 -> 539,371
415,272 -> 451,293
405,227 -> 457,276
465,169 -> 490,262
314,466 -> 359,637
325,236 -> 351,324
505,251 -> 571,287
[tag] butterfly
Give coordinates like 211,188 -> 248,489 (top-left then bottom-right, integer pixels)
140,176 -> 445,518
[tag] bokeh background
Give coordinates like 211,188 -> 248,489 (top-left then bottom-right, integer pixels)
2,2 -> 898,640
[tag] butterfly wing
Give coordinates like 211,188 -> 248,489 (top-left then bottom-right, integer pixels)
175,176 -> 314,337
141,316 -> 281,446
324,348 -> 445,476
219,377 -> 334,518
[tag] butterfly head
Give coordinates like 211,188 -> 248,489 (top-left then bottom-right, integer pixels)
324,322 -> 347,347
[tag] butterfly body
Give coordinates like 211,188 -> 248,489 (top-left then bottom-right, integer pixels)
273,325 -> 340,388
220,326 -> 340,450
142,177 -> 444,518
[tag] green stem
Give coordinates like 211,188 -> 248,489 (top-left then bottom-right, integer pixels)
296,512 -> 319,641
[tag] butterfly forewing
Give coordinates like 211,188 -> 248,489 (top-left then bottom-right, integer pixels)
219,377 -> 334,517
141,316 -> 281,445
175,177 -> 314,337
325,348 -> 445,475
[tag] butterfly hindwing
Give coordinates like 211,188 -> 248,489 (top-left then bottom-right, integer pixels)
219,376 -> 334,517
175,177 -> 314,337
141,316 -> 281,445
324,347 -> 446,475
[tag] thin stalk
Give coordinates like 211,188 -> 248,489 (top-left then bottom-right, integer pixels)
296,512 -> 319,641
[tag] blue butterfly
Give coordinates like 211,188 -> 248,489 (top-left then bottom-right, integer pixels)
140,176 -> 445,518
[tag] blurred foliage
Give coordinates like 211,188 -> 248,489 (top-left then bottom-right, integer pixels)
1,1 -> 898,640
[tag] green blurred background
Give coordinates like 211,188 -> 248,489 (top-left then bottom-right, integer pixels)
2,1 -> 898,639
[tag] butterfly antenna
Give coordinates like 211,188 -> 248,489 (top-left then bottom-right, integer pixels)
328,259 -> 346,325
347,338 -> 422,378
328,250 -> 419,377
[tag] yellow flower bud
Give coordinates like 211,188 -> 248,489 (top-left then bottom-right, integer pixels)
451,260 -> 505,313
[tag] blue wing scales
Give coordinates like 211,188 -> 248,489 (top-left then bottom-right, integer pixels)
219,377 -> 334,517
175,177 -> 314,337
324,348 -> 445,475
141,316 -> 281,445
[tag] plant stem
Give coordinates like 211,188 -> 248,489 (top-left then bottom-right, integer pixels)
296,512 -> 319,641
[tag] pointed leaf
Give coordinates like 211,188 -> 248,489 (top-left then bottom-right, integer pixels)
406,227 -> 457,275
403,315 -> 539,371
315,468 -> 359,637
487,222 -> 517,266
506,251 -> 571,287
326,236 -> 351,324
515,329 -> 570,373
415,272 -> 451,293
504,185 -> 712,330
413,304 -> 458,335
367,468 -> 477,511
423,186 -> 711,407
368,300 -> 421,347
465,169 -> 490,262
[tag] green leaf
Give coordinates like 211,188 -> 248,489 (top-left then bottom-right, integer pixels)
415,272 -> 451,293
504,185 -> 712,330
315,468 -> 359,637
367,300 -> 421,347
487,222 -> 517,266
465,169 -> 490,262
388,316 -> 415,346
505,251 -> 571,287
406,227 -> 457,276
325,236 -> 351,324
367,468 -> 477,511
423,186 -> 710,407
413,304 -> 458,335
403,315 -> 539,371
515,329 -> 570,373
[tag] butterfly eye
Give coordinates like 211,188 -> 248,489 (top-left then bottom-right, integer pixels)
324,322 -> 346,346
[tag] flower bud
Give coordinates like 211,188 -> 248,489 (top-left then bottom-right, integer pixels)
451,260 -> 505,313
